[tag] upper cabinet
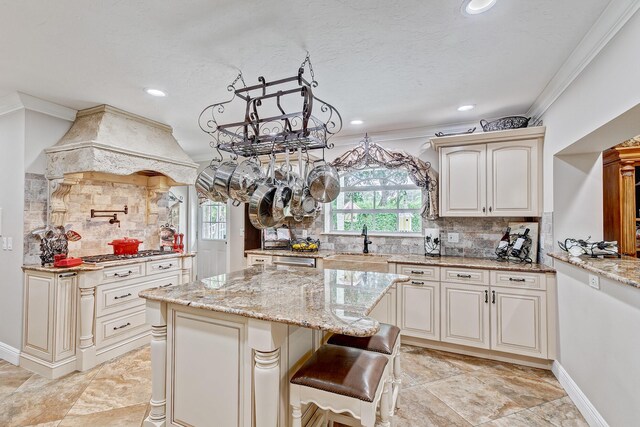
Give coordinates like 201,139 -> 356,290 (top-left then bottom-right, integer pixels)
431,127 -> 545,217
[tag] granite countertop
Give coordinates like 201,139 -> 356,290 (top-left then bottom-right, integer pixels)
140,265 -> 409,337
22,252 -> 196,273
388,254 -> 556,273
245,249 -> 555,273
244,249 -> 333,259
549,252 -> 640,289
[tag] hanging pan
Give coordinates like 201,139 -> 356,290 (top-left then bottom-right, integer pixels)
248,157 -> 282,229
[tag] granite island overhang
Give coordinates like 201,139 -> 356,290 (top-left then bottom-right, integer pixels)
139,265 -> 409,427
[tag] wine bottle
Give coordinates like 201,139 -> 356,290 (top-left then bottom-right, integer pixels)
510,228 -> 530,257
497,227 -> 511,250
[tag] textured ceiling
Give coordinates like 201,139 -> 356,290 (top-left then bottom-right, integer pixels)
0,0 -> 609,158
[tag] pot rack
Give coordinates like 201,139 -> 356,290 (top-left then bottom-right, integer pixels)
198,53 -> 342,158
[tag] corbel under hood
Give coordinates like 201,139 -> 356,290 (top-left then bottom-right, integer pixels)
45,104 -> 198,186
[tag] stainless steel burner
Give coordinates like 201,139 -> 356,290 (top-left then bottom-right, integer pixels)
81,250 -> 173,264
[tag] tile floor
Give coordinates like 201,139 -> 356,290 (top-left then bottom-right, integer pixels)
0,345 -> 588,427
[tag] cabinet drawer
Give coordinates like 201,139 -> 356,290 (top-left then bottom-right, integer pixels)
95,307 -> 148,350
441,267 -> 488,285
102,263 -> 145,283
397,264 -> 440,281
491,271 -> 545,290
247,254 -> 273,266
146,258 -> 180,275
96,273 -> 180,317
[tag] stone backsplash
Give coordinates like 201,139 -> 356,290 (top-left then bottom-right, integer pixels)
23,174 -> 170,262
285,212 -> 544,262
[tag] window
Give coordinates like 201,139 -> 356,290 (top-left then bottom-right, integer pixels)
328,168 -> 422,234
201,201 -> 227,240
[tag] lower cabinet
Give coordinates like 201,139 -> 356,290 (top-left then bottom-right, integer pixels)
440,282 -> 490,349
369,286 -> 396,325
398,280 -> 439,340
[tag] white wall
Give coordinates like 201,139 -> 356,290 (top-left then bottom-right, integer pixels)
0,110 -> 26,352
25,110 -> 72,174
555,262 -> 640,426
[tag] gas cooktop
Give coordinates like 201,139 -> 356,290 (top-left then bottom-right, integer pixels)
81,250 -> 173,264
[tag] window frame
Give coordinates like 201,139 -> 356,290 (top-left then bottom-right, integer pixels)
200,201 -> 228,241
325,168 -> 423,235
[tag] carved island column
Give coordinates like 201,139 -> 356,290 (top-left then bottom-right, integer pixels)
76,270 -> 99,371
620,161 -> 636,256
144,300 -> 168,427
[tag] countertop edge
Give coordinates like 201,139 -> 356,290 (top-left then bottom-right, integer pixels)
548,252 -> 640,289
389,258 -> 556,273
22,252 -> 196,273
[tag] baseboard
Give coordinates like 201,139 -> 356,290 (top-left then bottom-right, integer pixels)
0,341 -> 21,365
552,361 -> 609,427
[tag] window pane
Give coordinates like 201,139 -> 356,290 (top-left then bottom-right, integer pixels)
375,213 -> 398,232
399,189 -> 422,209
375,190 -> 399,209
350,191 -> 373,210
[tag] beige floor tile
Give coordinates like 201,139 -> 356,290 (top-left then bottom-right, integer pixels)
479,409 -> 555,426
393,383 -> 472,427
425,374 -> 525,425
22,422 -> 62,427
0,360 -> 34,395
66,347 -> 151,416
426,349 -> 502,372
400,347 -> 467,387
0,368 -> 99,427
529,396 -> 589,427
471,369 -> 566,407
58,403 -> 147,427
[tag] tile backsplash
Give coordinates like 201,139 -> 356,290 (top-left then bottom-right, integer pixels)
23,174 -> 171,262
285,212 -> 544,262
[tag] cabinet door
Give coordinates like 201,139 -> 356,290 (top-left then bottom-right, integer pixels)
490,287 -> 547,358
23,273 -> 55,361
441,282 -> 490,349
398,281 -> 439,340
486,140 -> 539,216
369,287 -> 397,326
246,254 -> 272,266
54,274 -> 77,362
440,145 -> 487,216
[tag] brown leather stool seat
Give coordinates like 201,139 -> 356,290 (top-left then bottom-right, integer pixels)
290,344 -> 388,402
327,323 -> 400,355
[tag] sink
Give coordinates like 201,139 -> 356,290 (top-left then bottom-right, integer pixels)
324,253 -> 390,272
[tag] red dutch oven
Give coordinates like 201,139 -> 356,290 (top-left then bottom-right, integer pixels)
108,237 -> 143,255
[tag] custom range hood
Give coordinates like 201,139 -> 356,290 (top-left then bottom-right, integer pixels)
46,104 -> 198,185
44,105 -> 198,226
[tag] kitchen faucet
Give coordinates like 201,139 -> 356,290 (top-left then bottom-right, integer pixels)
361,225 -> 372,254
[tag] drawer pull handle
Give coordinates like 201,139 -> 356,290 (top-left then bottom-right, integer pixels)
411,280 -> 425,285
410,270 -> 424,275
160,283 -> 174,288
255,259 -> 265,262
456,274 -> 472,278
114,293 -> 132,300
113,322 -> 131,330
508,278 -> 526,282
157,264 -> 173,270
492,290 -> 496,304
485,290 -> 488,303
58,272 -> 77,278
114,271 -> 133,278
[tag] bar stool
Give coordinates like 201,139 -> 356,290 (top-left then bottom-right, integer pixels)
327,323 -> 401,415
290,344 -> 392,427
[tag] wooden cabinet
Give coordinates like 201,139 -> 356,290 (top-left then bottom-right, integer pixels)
440,145 -> 487,216
490,287 -> 547,358
431,127 -> 544,217
398,280 -> 439,340
440,282 -> 491,349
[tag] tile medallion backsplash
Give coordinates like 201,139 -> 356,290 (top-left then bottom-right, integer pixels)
23,174 -> 171,262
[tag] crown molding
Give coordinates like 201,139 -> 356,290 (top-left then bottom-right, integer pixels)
0,92 -> 77,121
527,0 -> 640,120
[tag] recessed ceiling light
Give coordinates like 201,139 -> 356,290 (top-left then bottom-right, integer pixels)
350,120 -> 364,125
462,0 -> 497,15
457,104 -> 476,112
144,88 -> 167,97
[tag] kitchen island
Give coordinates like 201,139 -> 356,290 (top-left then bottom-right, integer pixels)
139,265 -> 409,427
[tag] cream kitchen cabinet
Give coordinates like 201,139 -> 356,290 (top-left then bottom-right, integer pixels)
21,254 -> 194,379
431,127 -> 544,217
246,254 -> 273,266
440,282 -> 491,349
398,279 -> 439,340
369,285 -> 397,326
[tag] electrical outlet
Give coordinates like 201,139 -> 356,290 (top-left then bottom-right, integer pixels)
7,237 -> 12,250
588,274 -> 600,290
2,237 -> 6,250
302,230 -> 308,238
447,233 -> 459,243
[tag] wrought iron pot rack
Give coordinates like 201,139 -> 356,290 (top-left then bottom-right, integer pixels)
198,53 -> 342,157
